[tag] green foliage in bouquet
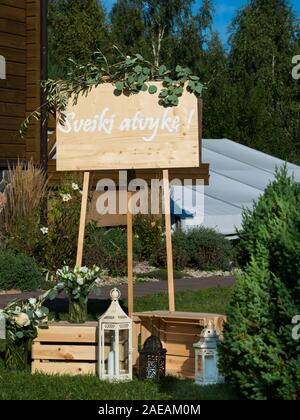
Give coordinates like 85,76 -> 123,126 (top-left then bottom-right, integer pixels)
2,296 -> 49,369
54,265 -> 101,301
219,167 -> 300,400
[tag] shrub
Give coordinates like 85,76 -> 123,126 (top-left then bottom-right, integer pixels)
84,225 -> 141,277
219,167 -> 300,400
0,161 -> 47,256
36,175 -> 83,272
0,250 -> 43,291
133,215 -> 163,260
152,227 -> 232,271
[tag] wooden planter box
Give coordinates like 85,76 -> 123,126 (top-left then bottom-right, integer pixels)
132,311 -> 226,379
32,322 -> 98,376
32,312 -> 226,378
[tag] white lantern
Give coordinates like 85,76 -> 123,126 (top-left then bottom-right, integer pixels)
193,320 -> 224,385
98,288 -> 132,381
0,310 -> 6,340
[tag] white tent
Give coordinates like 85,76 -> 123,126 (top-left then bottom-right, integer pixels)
173,139 -> 300,237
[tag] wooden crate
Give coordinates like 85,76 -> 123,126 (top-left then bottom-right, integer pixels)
132,311 -> 226,379
32,322 -> 98,376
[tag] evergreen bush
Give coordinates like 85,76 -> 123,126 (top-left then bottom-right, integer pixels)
219,167 -> 300,400
0,250 -> 43,291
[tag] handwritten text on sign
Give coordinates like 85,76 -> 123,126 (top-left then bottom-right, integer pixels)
56,82 -> 200,171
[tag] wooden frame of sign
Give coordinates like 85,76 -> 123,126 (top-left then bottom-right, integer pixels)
56,82 -> 204,315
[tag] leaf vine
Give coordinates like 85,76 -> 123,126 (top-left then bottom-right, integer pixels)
20,49 -> 205,137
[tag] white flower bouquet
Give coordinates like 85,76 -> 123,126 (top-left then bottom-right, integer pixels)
55,265 -> 101,323
2,296 -> 49,369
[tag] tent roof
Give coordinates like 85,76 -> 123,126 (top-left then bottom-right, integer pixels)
177,139 -> 300,236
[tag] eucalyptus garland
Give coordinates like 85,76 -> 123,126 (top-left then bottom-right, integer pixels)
20,51 -> 204,136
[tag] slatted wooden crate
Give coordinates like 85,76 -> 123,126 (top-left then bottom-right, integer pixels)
132,311 -> 226,379
32,322 -> 98,376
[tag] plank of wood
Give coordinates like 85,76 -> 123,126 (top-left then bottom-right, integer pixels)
5,61 -> 25,77
163,341 -> 197,358
1,0 -> 25,9
34,325 -> 97,343
0,143 -> 25,158
0,116 -> 24,131
0,18 -> 26,35
0,5 -> 25,22
32,343 -> 97,361
0,88 -> 26,104
76,172 -> 90,267
0,33 -> 25,49
166,355 -> 195,378
32,361 -> 96,376
0,46 -> 26,63
127,190 -> 133,317
0,130 -> 24,143
163,169 -> 175,312
0,107 -> 24,124
1,75 -> 26,90
56,82 -> 199,171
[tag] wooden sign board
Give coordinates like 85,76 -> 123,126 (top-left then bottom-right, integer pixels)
56,82 -> 200,171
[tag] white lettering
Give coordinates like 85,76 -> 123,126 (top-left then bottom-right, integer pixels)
292,55 -> 300,80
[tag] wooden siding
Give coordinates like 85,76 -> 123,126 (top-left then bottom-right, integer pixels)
0,0 -> 26,160
0,0 -> 40,165
25,0 -> 40,162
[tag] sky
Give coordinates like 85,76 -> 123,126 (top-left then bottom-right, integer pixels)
102,0 -> 300,46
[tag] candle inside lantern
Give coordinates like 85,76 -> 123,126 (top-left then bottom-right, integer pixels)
108,333 -> 116,376
108,350 -> 115,376
0,310 -> 5,340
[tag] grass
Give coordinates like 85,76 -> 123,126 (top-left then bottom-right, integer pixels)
132,286 -> 232,314
0,360 -> 237,400
0,286 -> 236,400
44,286 -> 232,321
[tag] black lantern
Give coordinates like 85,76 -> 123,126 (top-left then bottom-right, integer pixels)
139,335 -> 167,379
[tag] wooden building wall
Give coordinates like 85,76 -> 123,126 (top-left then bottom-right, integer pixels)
0,0 -> 40,165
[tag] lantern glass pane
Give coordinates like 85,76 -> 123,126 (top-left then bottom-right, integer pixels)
104,330 -> 116,376
119,329 -> 129,374
204,355 -> 216,382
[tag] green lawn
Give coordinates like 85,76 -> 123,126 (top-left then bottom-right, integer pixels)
0,361 -> 237,400
132,286 -> 232,314
0,286 -> 237,400
47,285 -> 232,321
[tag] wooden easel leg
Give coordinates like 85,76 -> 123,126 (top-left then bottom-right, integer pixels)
127,190 -> 134,317
163,169 -> 175,312
76,172 -> 90,268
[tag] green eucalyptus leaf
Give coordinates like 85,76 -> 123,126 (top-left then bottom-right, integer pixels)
188,80 -> 195,90
159,65 -> 167,75
128,75 -> 135,84
159,89 -> 168,98
190,75 -> 200,81
148,85 -> 158,94
143,67 -> 150,75
115,81 -> 124,91
16,331 -> 24,339
174,86 -> 183,95
164,76 -> 173,84
134,65 -> 142,74
195,84 -> 204,95
141,84 -> 148,92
